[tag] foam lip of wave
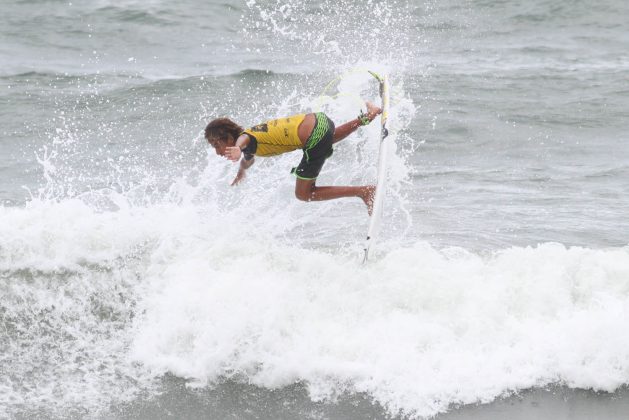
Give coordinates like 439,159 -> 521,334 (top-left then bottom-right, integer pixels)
4,188 -> 629,418
129,236 -> 629,418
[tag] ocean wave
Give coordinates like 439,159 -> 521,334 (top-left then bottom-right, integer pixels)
2,197 -> 629,418
131,240 -> 629,418
0,68 -> 302,90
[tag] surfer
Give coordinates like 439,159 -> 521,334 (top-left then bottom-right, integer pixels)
205,102 -> 382,213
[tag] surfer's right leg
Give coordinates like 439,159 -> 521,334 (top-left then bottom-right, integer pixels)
292,113 -> 375,213
332,101 -> 382,144
295,179 -> 375,214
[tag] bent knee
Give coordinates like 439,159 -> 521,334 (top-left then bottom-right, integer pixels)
295,189 -> 311,202
294,182 -> 315,202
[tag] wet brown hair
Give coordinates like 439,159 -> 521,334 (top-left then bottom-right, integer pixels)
204,118 -> 243,143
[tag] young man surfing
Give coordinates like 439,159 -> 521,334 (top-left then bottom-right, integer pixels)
204,102 -> 381,213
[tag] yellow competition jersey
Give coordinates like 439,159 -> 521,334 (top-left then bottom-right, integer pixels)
242,114 -> 306,157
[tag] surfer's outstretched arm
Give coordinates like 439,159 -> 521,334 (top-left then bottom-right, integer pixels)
231,155 -> 254,186
222,133 -> 254,186
332,101 -> 381,144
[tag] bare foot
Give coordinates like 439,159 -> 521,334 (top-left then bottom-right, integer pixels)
360,185 -> 376,216
365,101 -> 382,122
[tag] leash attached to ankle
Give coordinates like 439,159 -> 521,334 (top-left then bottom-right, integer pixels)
358,110 -> 371,126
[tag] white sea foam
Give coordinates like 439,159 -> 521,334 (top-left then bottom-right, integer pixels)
129,236 -> 629,418
3,193 -> 629,418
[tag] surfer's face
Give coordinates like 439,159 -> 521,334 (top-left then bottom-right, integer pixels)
208,135 -> 235,157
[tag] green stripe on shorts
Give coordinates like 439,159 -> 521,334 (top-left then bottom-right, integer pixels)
305,112 -> 329,152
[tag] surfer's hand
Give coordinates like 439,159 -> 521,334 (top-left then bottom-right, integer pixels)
231,170 -> 245,186
225,146 -> 242,162
365,101 -> 382,121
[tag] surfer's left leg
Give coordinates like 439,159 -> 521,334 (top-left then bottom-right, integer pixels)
295,179 -> 375,214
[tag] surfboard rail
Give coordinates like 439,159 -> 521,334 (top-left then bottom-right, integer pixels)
363,72 -> 390,263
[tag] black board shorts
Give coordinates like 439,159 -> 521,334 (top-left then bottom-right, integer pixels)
291,112 -> 335,180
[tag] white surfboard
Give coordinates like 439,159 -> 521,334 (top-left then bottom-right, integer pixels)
363,72 -> 390,262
